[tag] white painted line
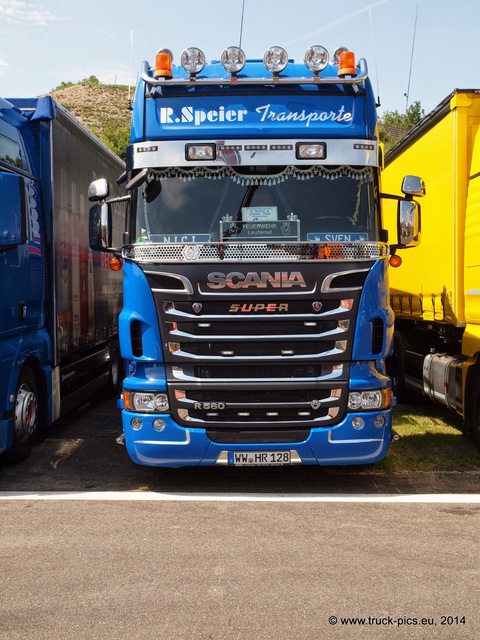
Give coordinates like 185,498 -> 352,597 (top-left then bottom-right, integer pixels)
0,491 -> 480,503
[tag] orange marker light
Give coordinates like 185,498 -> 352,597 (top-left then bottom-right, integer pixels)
109,256 -> 123,271
338,51 -> 356,77
389,254 -> 402,268
154,49 -> 173,79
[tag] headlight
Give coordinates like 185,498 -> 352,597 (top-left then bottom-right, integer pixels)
348,389 -> 391,411
124,391 -> 170,413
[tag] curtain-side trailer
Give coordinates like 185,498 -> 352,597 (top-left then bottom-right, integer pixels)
382,90 -> 480,450
0,96 -> 125,462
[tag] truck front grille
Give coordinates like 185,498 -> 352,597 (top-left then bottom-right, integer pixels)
145,261 -> 373,431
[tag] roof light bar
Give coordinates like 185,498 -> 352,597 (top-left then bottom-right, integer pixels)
221,46 -> 246,74
144,45 -> 368,87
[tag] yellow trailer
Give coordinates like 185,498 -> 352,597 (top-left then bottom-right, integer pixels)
382,90 -> 480,449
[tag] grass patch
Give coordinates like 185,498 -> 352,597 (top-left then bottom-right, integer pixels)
377,399 -> 480,473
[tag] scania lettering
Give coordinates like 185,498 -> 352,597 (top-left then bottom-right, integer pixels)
90,44 -> 422,467
0,96 -> 124,462
206,271 -> 307,289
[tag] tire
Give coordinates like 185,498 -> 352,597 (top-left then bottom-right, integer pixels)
387,330 -> 407,403
470,373 -> 480,453
106,339 -> 123,396
5,367 -> 40,463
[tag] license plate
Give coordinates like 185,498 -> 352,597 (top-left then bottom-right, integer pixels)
228,451 -> 291,466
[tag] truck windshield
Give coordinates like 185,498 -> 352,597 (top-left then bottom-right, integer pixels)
133,165 -> 379,243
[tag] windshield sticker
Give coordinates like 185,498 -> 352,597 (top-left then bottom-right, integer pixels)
308,232 -> 369,242
242,206 -> 278,222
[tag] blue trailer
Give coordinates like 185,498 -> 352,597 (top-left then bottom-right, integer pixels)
0,96 -> 124,462
89,45 -> 422,467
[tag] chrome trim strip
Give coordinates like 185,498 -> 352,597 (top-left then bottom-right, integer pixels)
321,268 -> 370,293
134,430 -> 191,446
168,328 -> 346,341
327,431 -> 383,444
176,407 -> 339,424
171,365 -> 344,382
131,136 -> 377,169
169,343 -> 346,361
175,390 -> 342,410
144,270 -> 194,295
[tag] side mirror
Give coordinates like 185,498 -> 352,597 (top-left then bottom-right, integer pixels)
88,178 -> 110,202
0,173 -> 26,249
398,199 -> 420,247
401,175 -> 425,198
89,202 -> 112,251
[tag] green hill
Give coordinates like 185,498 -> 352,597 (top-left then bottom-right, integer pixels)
50,82 -> 132,159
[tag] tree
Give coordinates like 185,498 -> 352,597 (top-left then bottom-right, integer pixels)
80,75 -> 100,87
379,100 -> 424,150
101,121 -> 130,161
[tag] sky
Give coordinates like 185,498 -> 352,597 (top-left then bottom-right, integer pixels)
0,0 -> 479,118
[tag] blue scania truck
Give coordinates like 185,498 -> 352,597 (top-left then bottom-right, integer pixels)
89,45 -> 422,467
0,96 -> 124,462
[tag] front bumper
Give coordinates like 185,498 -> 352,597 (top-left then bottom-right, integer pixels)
121,409 -> 392,467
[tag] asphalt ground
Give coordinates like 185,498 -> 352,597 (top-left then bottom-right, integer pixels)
1,395 -> 480,494
2,396 -> 480,640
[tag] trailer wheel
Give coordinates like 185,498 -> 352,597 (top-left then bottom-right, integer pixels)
5,367 -> 39,463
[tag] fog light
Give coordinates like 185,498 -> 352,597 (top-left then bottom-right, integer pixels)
296,142 -> 326,159
332,46 -> 349,65
186,143 -> 216,161
304,45 -> 329,73
374,415 -> 385,429
264,46 -> 288,74
131,417 -> 143,430
352,417 -> 365,430
153,418 -> 166,432
181,47 -> 205,76
221,46 -> 246,74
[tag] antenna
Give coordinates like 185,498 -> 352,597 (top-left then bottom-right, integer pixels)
128,29 -> 133,109
369,6 -> 381,107
405,3 -> 419,111
239,0 -> 246,49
